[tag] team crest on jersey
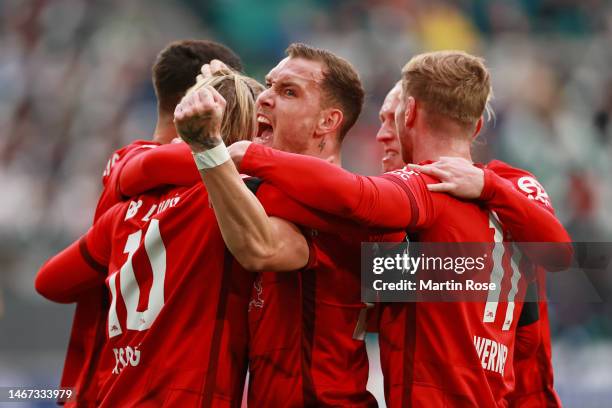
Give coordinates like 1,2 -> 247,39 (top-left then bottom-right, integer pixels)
517,177 -> 551,207
248,275 -> 264,312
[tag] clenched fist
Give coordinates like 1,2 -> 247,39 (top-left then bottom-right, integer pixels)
174,85 -> 226,152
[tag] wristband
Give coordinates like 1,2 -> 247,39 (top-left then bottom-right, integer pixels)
192,141 -> 230,169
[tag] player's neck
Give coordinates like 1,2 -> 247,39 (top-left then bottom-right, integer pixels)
412,132 -> 472,164
310,136 -> 342,167
152,114 -> 178,145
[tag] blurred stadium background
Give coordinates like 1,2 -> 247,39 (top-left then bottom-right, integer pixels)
1,0 -> 611,406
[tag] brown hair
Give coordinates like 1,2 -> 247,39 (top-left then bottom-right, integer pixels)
188,73 -> 264,145
152,40 -> 243,114
401,50 -> 492,128
286,43 -> 364,141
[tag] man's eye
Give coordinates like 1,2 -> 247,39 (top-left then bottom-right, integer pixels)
265,82 -> 272,88
284,89 -> 296,97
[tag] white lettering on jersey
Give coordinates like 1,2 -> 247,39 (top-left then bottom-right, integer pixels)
141,204 -> 157,222
517,176 -> 551,207
388,168 -> 418,181
103,153 -> 120,177
112,345 -> 141,374
473,335 -> 508,375
156,195 -> 180,215
125,200 -> 143,220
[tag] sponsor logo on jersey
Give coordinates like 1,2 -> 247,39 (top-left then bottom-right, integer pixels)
517,176 -> 551,207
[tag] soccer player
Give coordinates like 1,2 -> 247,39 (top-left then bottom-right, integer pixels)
174,44 -> 392,407
35,72 -> 343,406
376,81 -> 405,173
414,158 -> 564,407
373,82 -> 559,406
208,51 -> 572,406
56,40 -> 244,406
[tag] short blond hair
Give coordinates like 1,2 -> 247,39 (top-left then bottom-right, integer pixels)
188,72 -> 264,145
401,50 -> 492,127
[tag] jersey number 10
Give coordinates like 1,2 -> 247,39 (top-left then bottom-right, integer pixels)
107,220 -> 167,338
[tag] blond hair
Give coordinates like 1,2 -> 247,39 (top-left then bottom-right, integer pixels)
401,50 -> 493,128
188,72 -> 264,145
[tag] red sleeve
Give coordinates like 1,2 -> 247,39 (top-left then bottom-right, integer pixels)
119,142 -> 200,196
35,208 -> 115,303
94,141 -> 160,221
514,320 -> 541,360
256,183 -> 383,236
481,166 -> 573,270
241,143 -> 434,229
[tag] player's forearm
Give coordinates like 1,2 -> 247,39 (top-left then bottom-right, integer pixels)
199,161 -> 306,271
119,143 -> 200,196
482,170 -> 573,270
240,143 -> 423,229
35,239 -> 106,303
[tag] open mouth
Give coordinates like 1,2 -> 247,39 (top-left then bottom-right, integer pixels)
256,115 -> 274,143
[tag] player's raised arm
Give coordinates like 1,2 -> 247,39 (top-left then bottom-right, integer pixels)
230,141 -> 433,230
174,82 -> 310,272
119,142 -> 200,196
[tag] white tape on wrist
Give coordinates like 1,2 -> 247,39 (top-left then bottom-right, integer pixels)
192,141 -> 230,169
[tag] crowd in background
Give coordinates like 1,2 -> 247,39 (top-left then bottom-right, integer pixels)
1,0 -> 611,405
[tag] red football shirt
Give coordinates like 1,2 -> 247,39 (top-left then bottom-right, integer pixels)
79,184 -> 252,406
116,143 -> 405,406
487,160 -> 562,408
238,144 -> 572,407
61,140 -> 160,406
246,215 -> 403,407
94,140 -> 161,221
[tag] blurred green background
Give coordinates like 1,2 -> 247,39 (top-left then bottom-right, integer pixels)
1,0 -> 611,406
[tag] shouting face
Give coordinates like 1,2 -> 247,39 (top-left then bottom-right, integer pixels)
256,57 -> 328,155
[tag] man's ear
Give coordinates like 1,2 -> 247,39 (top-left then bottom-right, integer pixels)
315,108 -> 343,137
405,96 -> 417,129
472,116 -> 484,140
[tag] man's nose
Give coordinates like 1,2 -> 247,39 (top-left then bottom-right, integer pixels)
256,88 -> 274,108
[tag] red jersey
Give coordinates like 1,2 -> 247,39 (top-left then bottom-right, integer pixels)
94,140 -> 161,221
45,184 -> 253,407
246,209 -> 403,407
238,144 -> 572,407
487,160 -> 562,408
61,140 -> 160,406
116,143 -> 405,407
